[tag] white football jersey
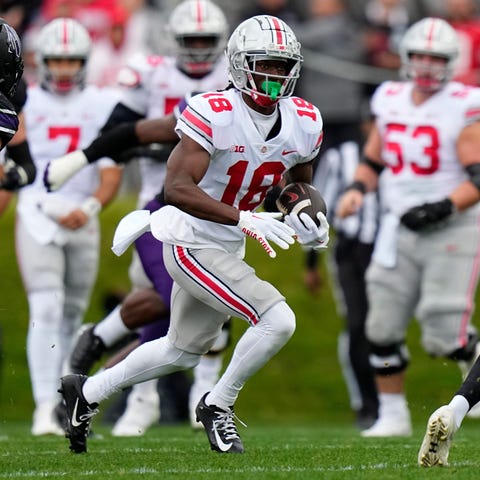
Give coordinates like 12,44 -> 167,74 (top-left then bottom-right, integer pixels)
150,89 -> 323,250
116,54 -> 229,205
17,85 -> 120,243
372,80 -> 480,216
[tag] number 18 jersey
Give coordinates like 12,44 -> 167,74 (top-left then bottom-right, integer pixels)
151,89 -> 323,250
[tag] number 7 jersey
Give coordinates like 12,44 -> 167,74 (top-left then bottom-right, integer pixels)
151,88 -> 323,250
372,80 -> 480,216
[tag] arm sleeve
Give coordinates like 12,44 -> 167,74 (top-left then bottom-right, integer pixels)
100,102 -> 145,134
83,122 -> 140,163
5,140 -> 36,184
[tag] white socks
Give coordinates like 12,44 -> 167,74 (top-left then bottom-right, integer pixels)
93,305 -> 131,348
449,395 -> 470,428
206,301 -> 295,410
83,337 -> 199,404
189,354 -> 223,411
378,393 -> 409,417
27,290 -> 65,405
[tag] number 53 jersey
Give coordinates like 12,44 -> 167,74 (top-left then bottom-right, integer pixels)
372,80 -> 480,217
151,88 -> 323,250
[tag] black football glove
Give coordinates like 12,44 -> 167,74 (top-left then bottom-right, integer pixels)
400,198 -> 454,231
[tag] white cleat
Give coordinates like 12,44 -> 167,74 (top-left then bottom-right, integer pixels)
112,389 -> 160,437
418,405 -> 457,467
361,412 -> 412,437
31,403 -> 64,436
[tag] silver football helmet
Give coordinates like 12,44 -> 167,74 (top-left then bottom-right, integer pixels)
169,0 -> 228,76
399,17 -> 459,91
36,18 -> 91,94
227,15 -> 302,107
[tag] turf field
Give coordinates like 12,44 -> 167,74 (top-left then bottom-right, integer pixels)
1,421 -> 480,479
1,195 -> 480,478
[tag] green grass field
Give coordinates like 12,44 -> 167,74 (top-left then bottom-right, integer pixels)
1,195 -> 480,478
1,421 -> 480,479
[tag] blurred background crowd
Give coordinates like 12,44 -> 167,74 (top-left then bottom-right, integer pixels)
3,0 -> 480,104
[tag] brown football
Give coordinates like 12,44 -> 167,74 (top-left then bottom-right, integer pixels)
276,182 -> 327,227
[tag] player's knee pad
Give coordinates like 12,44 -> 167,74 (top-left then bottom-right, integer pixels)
206,318 -> 232,355
260,301 -> 296,341
28,290 -> 64,327
448,332 -> 479,362
369,341 -> 410,376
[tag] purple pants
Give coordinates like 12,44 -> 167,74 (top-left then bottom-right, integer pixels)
134,197 -> 172,343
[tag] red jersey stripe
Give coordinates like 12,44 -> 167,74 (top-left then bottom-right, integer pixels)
183,107 -> 212,138
466,108 -> 480,117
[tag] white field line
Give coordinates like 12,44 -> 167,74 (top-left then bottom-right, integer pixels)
1,462 -> 479,478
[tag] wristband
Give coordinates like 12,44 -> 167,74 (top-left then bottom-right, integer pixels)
80,197 -> 102,218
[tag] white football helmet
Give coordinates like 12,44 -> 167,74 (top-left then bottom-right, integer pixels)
227,15 -> 302,107
36,18 -> 91,94
169,0 -> 228,76
399,17 -> 459,91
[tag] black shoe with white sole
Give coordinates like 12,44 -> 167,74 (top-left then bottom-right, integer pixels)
195,393 -> 244,453
58,374 -> 99,453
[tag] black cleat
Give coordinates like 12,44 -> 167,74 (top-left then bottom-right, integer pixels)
59,374 -> 99,453
70,324 -> 106,374
54,400 -> 68,432
195,393 -> 244,453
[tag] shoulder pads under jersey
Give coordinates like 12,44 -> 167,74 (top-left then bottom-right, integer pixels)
284,96 -> 323,135
188,90 -> 234,127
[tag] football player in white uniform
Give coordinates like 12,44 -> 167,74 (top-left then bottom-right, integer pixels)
58,14 -> 329,455
15,18 -> 122,436
337,18 -> 480,439
46,0 -> 231,436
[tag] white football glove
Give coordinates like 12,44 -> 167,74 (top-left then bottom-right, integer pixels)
285,211 -> 329,250
237,210 -> 295,258
43,150 -> 88,192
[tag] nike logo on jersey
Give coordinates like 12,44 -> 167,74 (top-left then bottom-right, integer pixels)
282,149 -> 297,156
213,423 -> 233,452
